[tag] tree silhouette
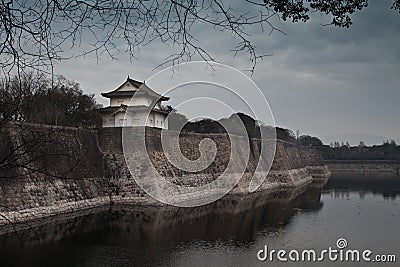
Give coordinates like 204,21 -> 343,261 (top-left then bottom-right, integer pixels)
0,73 -> 102,127
1,0 -> 399,75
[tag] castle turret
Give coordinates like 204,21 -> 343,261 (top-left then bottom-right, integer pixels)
99,77 -> 170,128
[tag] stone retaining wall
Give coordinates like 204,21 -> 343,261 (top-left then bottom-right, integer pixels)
0,124 -> 329,228
326,160 -> 400,174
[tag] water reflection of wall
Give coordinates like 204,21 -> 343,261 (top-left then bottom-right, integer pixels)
323,173 -> 400,200
0,182 -> 326,248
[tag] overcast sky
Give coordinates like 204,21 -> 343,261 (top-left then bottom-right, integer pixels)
54,1 -> 400,146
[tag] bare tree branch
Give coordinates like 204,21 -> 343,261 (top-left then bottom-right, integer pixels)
2,0 -> 396,75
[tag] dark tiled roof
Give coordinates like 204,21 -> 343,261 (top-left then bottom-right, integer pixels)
101,90 -> 136,98
127,77 -> 143,88
98,105 -> 128,113
101,77 -> 169,101
98,104 -> 170,114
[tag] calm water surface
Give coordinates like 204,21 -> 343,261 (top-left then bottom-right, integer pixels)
1,173 -> 400,267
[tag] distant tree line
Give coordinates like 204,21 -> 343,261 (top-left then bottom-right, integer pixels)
297,135 -> 324,147
169,111 -> 261,138
169,110 -> 304,143
170,110 -> 400,161
0,73 -> 102,128
322,139 -> 400,160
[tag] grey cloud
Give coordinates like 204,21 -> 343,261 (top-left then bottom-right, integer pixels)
54,1 -> 400,145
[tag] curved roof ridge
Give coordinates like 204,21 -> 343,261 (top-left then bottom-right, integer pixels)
101,77 -> 169,101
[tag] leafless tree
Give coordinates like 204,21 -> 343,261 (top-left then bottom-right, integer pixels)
1,0 -> 399,75
0,73 -> 101,127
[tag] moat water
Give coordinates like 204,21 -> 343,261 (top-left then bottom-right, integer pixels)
1,173 -> 400,267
